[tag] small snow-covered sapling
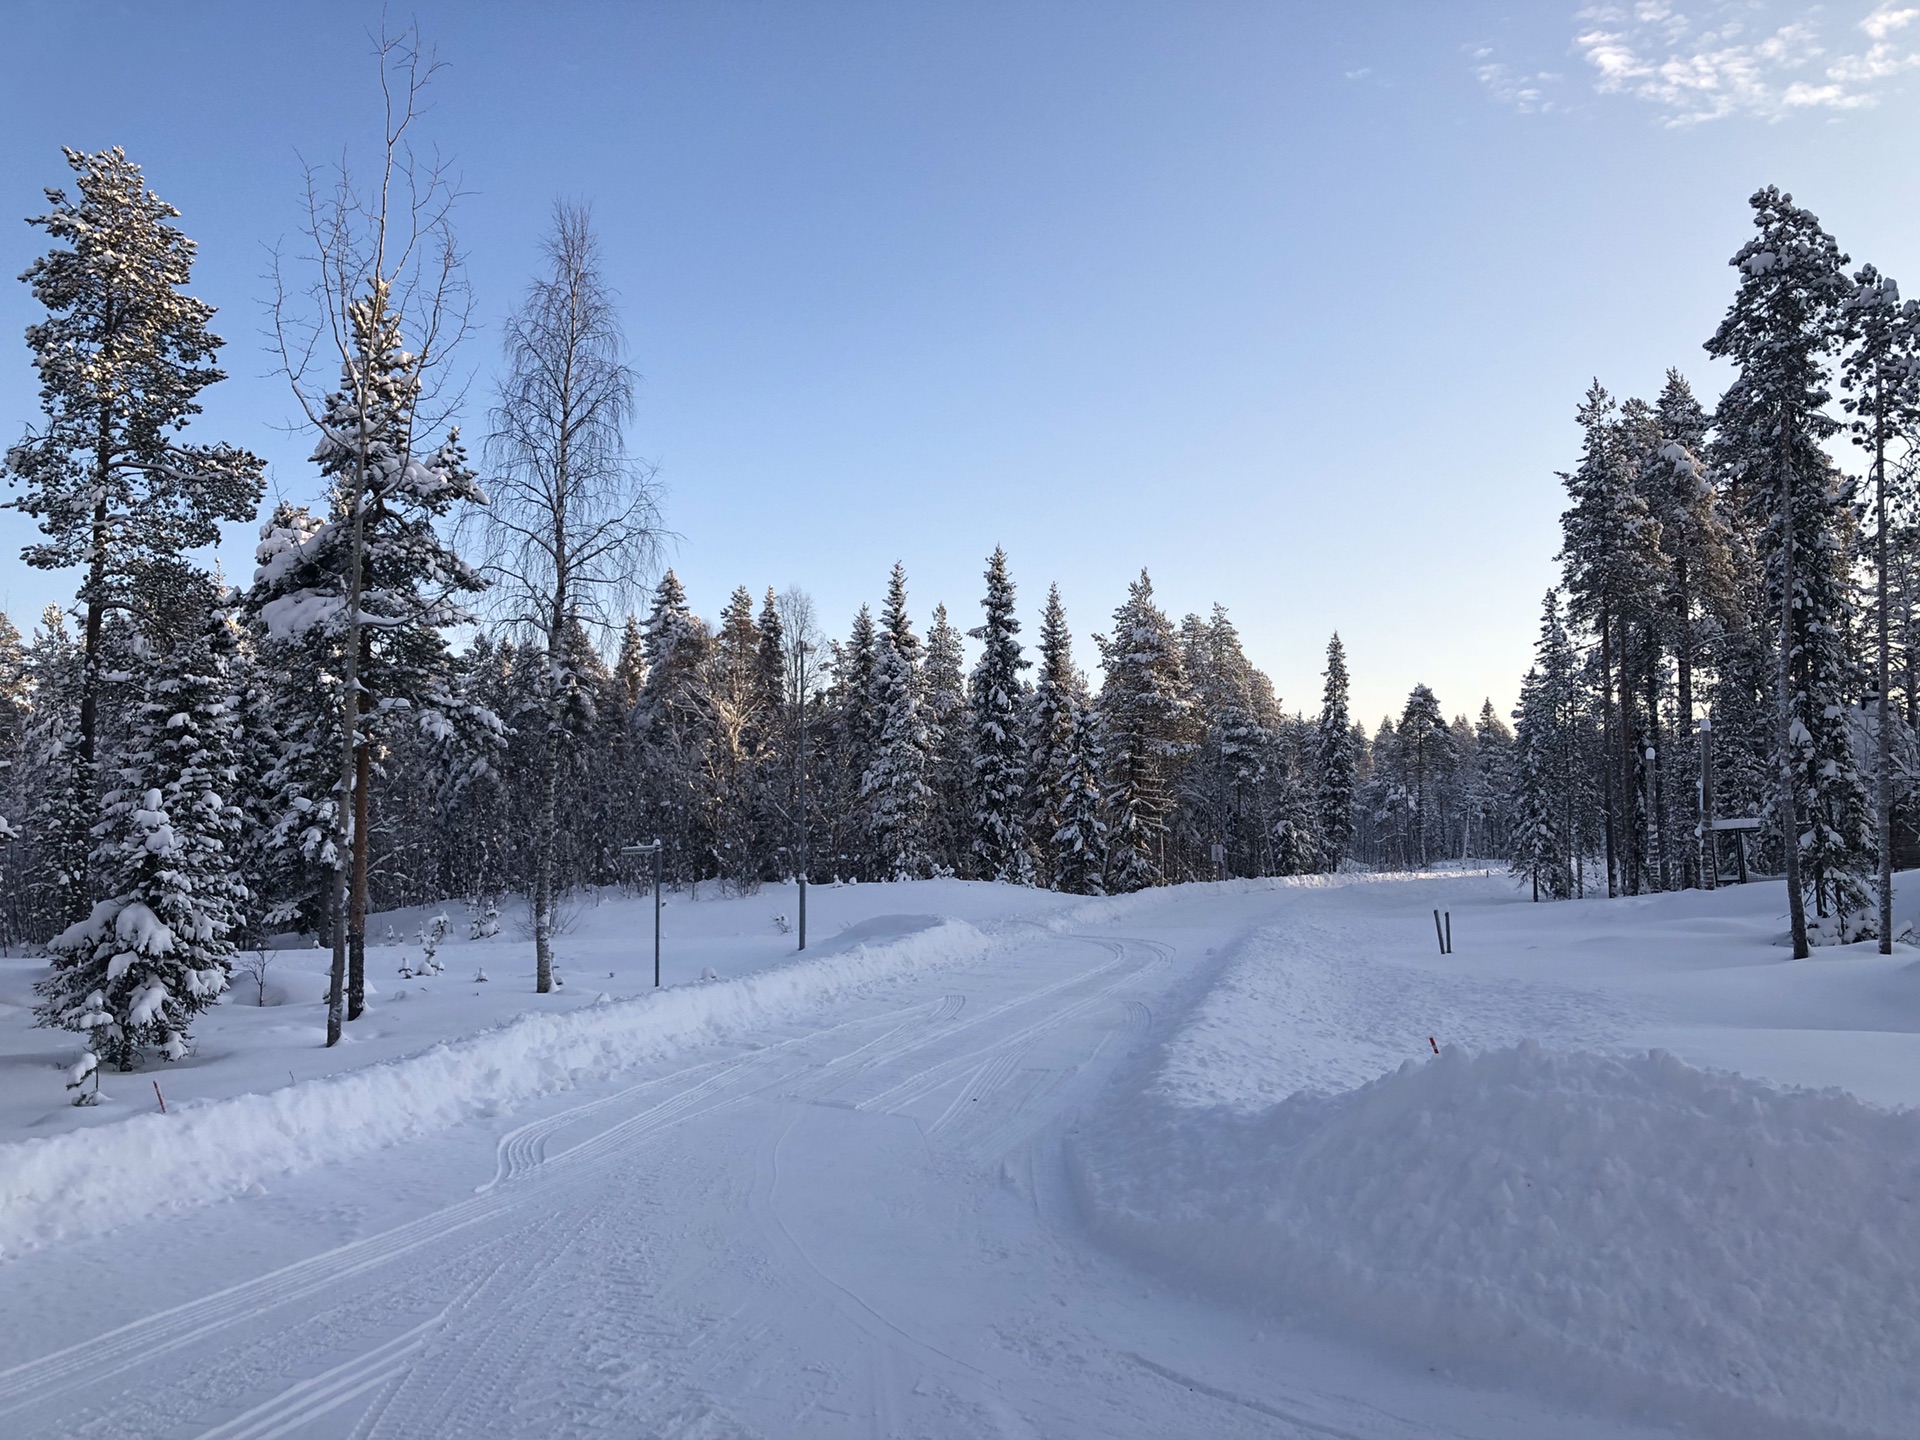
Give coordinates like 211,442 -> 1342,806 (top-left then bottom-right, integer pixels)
469,902 -> 500,941
65,1046 -> 101,1107
473,966 -> 489,983
773,913 -> 791,935
416,913 -> 450,976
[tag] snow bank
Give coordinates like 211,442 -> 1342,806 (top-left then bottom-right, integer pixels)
0,917 -> 990,1258
1073,1042 -> 1920,1440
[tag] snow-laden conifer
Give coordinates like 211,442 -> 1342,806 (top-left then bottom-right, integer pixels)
1025,585 -> 1083,888
5,148 -> 264,917
1707,187 -> 1874,949
37,600 -> 248,1080
863,565 -> 932,880
923,605 -> 973,877
1312,634 -> 1356,872
1095,571 -> 1192,890
968,549 -> 1032,883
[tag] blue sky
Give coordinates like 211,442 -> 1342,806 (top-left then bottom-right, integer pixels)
3,1 -> 1918,726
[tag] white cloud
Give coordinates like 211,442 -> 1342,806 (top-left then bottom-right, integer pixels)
1477,2 -> 1920,123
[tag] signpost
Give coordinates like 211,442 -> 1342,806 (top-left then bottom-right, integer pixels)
620,840 -> 664,987
1710,817 -> 1760,886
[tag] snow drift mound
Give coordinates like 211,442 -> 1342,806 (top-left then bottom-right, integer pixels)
1073,1041 -> 1920,1440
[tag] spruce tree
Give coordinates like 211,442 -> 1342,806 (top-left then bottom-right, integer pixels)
1397,685 -> 1453,868
1095,571 -> 1192,890
1840,264 -> 1920,950
5,148 -> 264,917
923,605 -> 973,876
1025,585 -> 1082,888
1050,695 -> 1108,895
37,597 -> 248,1084
968,549 -> 1032,883
864,564 -> 932,881
634,571 -> 713,881
1510,592 -> 1579,899
1312,633 -> 1356,872
1707,187 -> 1873,950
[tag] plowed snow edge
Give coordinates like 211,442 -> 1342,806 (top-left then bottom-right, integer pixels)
0,918 -> 992,1258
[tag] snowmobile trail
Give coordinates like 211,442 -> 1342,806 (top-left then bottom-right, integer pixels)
0,893 -> 1684,1439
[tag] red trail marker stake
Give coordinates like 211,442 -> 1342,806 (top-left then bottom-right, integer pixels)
1428,1037 -> 1439,1055
153,1080 -> 167,1114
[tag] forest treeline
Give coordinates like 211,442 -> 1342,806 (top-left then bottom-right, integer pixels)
1508,187 -> 1919,960
0,119 -> 1508,1083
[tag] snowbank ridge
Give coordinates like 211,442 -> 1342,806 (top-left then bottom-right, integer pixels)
0,917 -> 990,1258
1074,1041 -> 1920,1440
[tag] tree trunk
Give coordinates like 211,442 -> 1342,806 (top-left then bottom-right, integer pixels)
347,732 -> 371,1019
534,708 -> 558,993
1777,415 -> 1810,959
1875,385 -> 1894,954
1676,558 -> 1698,888
1647,661 -> 1668,891
1617,608 -> 1639,895
1599,603 -> 1619,897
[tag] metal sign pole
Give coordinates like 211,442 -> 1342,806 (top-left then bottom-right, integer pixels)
621,840 -> 665,988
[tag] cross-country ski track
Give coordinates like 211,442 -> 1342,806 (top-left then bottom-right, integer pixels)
5,874 -> 1884,1439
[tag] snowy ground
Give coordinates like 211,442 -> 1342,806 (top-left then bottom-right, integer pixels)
1,869 -> 1915,1437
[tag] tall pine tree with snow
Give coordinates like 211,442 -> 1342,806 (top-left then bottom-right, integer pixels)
37,595 -> 249,1083
1839,262 -> 1920,951
922,604 -> 973,877
1024,584 -> 1083,889
1396,685 -> 1453,868
1050,694 -> 1108,895
5,148 -> 264,920
634,570 -> 713,882
1312,633 -> 1356,873
1511,592 -> 1579,900
252,286 -> 488,1016
864,564 -> 932,881
1096,571 -> 1192,890
969,549 -> 1032,884
1707,187 -> 1874,950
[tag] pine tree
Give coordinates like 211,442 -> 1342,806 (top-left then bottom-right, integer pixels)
864,564 -> 932,880
1464,698 -> 1515,861
1095,571 -> 1192,890
702,585 -> 769,887
968,548 -> 1032,883
1396,685 -> 1453,868
828,606 -> 881,879
923,605 -> 973,877
1050,694 -> 1108,895
634,571 -> 713,881
5,148 -> 264,918
1840,263 -> 1920,950
1643,370 -> 1736,889
1025,585 -> 1083,888
251,288 -> 487,1017
1559,380 -> 1667,896
37,597 -> 248,1083
1312,633 -> 1356,872
1511,592 -> 1579,899
1707,186 -> 1873,950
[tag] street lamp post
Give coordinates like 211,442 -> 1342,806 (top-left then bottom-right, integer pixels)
620,840 -> 664,986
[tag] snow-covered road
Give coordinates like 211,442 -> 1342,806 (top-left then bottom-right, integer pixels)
0,887 -> 1676,1440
